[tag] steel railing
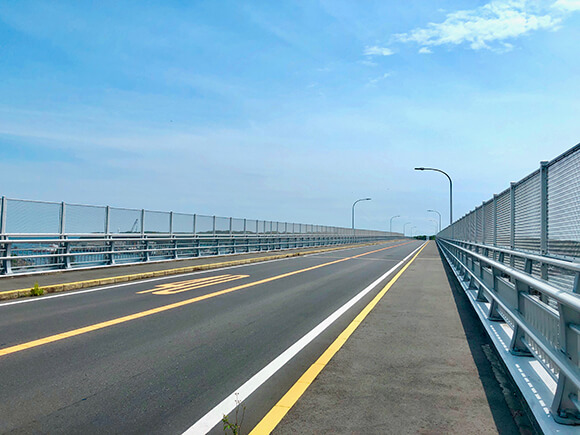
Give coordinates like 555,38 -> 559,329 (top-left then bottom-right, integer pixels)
0,197 -> 398,275
437,142 -> 580,426
438,239 -> 580,425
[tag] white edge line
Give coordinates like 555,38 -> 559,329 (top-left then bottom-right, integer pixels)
0,241 -> 408,308
183,241 -> 427,434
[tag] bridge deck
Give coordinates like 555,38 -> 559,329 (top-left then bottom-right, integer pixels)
271,241 -> 535,434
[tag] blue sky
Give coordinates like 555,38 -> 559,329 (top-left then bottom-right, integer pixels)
1,0 -> 579,235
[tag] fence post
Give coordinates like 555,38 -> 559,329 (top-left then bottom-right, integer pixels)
493,194 -> 498,248
105,206 -> 114,265
105,206 -> 110,235
481,201 -> 487,245
169,211 -> 174,235
212,216 -> 216,236
141,209 -> 149,262
510,182 -> 516,267
60,202 -> 66,235
540,161 -> 549,281
193,214 -> 197,234
0,197 -> 10,275
0,196 -> 6,236
60,202 -> 71,269
141,209 -> 145,236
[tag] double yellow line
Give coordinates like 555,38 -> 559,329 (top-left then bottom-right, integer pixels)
0,241 -> 412,358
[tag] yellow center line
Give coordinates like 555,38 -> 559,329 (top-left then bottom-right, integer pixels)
0,241 -> 414,358
249,242 -> 429,435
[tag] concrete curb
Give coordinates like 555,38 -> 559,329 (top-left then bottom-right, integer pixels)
0,241 -> 393,300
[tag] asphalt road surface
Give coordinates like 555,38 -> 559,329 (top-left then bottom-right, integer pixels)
0,240 -> 422,434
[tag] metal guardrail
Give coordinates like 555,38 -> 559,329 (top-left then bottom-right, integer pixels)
437,142 -> 580,425
438,239 -> 580,425
0,197 -> 397,275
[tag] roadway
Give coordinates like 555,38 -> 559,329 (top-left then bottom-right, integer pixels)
0,240 -> 423,434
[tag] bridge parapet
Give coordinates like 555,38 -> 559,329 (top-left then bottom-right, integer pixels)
0,198 -> 398,275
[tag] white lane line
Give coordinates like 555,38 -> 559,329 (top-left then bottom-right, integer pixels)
0,242 -> 414,308
183,242 -> 427,435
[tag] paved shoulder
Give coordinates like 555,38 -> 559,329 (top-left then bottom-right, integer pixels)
273,241 -> 526,434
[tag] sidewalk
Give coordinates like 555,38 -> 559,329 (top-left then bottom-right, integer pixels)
272,242 -> 536,434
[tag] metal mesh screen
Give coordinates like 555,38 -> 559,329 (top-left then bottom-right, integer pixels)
66,204 -> 106,234
231,218 -> 245,234
257,221 -> 265,234
109,208 -> 141,234
548,151 -> 580,259
514,172 -> 541,253
215,217 -> 230,234
246,219 -> 257,234
144,210 -> 170,234
483,201 -> 494,244
195,215 -> 214,234
173,213 -> 194,234
475,207 -> 483,243
496,190 -> 511,248
468,213 -> 475,241
5,199 -> 61,234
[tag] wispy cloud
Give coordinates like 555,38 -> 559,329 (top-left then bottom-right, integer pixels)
364,46 -> 395,56
395,0 -> 563,52
360,59 -> 378,67
367,72 -> 392,86
554,0 -> 580,11
418,47 -> 432,54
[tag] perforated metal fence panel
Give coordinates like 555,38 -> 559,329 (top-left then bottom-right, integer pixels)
547,150 -> 580,258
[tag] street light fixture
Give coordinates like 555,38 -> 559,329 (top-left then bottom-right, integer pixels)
403,222 -> 412,237
352,198 -> 372,230
414,167 -> 453,225
389,215 -> 400,233
427,209 -> 441,232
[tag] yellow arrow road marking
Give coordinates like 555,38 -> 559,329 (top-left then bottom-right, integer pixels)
0,241 -> 413,358
136,274 -> 249,295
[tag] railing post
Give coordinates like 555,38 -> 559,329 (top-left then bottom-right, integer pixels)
553,301 -> 580,423
510,182 -> 516,267
169,211 -> 174,235
213,216 -> 216,236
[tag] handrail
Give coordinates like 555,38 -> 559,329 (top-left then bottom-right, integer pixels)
438,238 -> 580,425
439,238 -> 580,273
441,240 -> 580,308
